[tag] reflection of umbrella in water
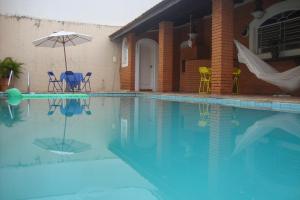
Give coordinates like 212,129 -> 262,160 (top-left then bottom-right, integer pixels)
234,113 -> 300,155
34,100 -> 90,155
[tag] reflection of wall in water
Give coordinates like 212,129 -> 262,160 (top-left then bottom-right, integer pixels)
116,99 -> 212,199
0,97 -> 120,167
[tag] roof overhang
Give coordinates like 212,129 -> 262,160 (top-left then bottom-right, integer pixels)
109,0 -> 210,41
109,0 -> 246,41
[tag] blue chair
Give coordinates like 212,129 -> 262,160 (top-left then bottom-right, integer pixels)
47,71 -> 63,93
81,72 -> 92,92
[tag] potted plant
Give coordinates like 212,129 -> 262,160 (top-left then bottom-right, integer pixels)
0,57 -> 23,91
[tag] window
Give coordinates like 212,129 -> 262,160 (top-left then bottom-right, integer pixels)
122,38 -> 128,67
257,10 -> 300,55
249,0 -> 300,59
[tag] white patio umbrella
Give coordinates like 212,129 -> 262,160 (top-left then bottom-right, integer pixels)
32,31 -> 92,71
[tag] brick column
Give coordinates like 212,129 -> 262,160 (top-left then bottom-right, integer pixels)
211,0 -> 234,94
158,21 -> 174,92
127,33 -> 136,90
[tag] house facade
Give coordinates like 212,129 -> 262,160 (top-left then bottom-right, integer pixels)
110,0 -> 300,95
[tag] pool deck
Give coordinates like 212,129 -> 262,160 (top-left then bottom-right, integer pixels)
146,92 -> 300,103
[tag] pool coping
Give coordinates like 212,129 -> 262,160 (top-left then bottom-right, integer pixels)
140,93 -> 300,113
1,91 -> 300,113
91,92 -> 300,113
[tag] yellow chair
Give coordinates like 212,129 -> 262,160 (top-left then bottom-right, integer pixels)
232,68 -> 241,94
199,66 -> 212,94
198,103 -> 210,128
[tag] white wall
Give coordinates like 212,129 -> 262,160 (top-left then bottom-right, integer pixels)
0,15 -> 121,92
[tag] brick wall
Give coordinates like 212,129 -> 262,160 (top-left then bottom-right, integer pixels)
158,21 -> 174,92
119,32 -> 158,91
138,31 -> 158,43
173,28 -> 185,91
198,17 -> 212,59
239,60 -> 300,95
173,21 -> 209,92
120,33 -> 136,90
120,67 -> 131,90
232,0 -> 300,96
176,0 -> 300,95
180,59 -> 211,93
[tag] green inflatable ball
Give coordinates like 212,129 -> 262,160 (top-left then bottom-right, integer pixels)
6,88 -> 23,106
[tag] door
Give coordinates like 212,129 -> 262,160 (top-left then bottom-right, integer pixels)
139,42 -> 154,90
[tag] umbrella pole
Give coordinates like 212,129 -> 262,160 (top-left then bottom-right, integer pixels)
63,41 -> 68,71
62,115 -> 67,151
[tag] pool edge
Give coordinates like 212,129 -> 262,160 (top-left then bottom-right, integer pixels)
1,92 -> 300,113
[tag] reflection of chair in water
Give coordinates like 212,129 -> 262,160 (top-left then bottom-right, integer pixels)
234,113 -> 300,154
198,104 -> 239,128
47,98 -> 91,116
198,103 -> 210,127
230,108 -> 240,127
48,98 -> 62,115
60,99 -> 83,117
82,98 -> 92,115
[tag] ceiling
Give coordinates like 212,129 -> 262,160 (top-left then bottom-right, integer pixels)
110,0 -> 247,40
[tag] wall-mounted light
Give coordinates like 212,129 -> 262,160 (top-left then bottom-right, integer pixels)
241,25 -> 249,37
251,0 -> 265,19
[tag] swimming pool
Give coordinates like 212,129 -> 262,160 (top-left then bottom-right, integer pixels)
1,96 -> 300,200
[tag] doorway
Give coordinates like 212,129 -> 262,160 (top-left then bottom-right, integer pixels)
135,39 -> 158,91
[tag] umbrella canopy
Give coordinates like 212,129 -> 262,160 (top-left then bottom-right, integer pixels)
35,109 -> 89,155
32,31 -> 92,71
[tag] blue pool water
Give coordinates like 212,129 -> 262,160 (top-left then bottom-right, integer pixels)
1,96 -> 300,200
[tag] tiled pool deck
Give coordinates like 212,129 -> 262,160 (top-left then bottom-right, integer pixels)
1,91 -> 300,113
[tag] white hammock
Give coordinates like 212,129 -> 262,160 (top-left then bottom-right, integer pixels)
234,40 -> 300,91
